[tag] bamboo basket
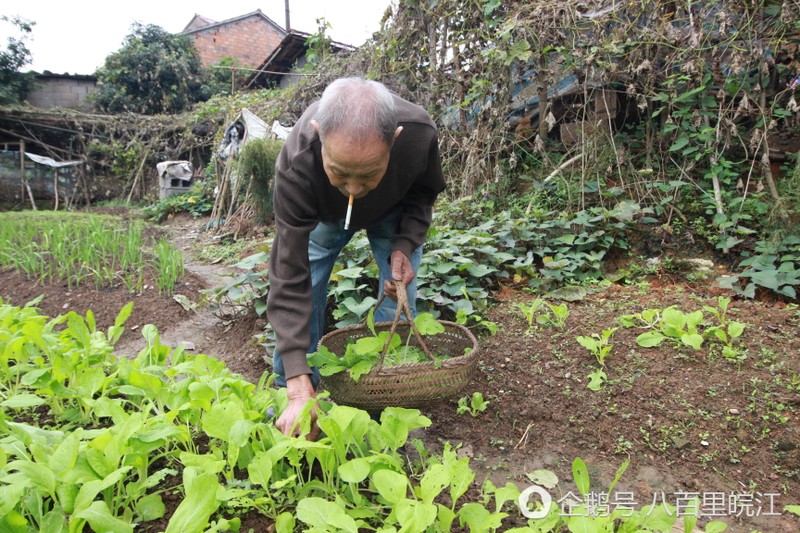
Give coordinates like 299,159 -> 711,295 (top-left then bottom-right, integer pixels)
318,282 -> 479,412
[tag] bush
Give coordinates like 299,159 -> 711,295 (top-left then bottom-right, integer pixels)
237,137 -> 283,224
142,181 -> 214,222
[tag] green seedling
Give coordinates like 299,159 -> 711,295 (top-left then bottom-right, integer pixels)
457,392 -> 489,417
621,306 -> 704,350
518,298 -> 570,333
576,327 -> 617,391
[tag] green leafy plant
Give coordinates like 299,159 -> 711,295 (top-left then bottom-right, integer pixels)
0,211 -> 184,295
308,311 -> 456,382
141,181 -> 214,222
576,327 -> 617,391
620,307 -> 705,350
718,235 -> 800,299
619,300 -> 748,361
703,296 -> 747,360
457,392 -> 490,417
518,298 -> 570,333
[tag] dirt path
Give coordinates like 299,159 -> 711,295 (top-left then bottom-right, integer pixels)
112,214 -> 270,379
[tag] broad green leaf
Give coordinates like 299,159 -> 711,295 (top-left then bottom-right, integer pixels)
128,368 -> 163,397
682,497 -> 699,533
135,493 -> 166,522
418,463 -> 448,504
491,481 -> 522,513
342,296 -> 378,318
662,307 -> 686,329
179,452 -> 225,474
308,346 -> 346,375
1,394 -> 46,409
228,419 -> 255,448
275,512 -> 295,533
448,458 -> 475,504
572,458 -> 590,496
685,310 -> 703,329
296,497 -> 358,533
380,415 -> 409,451
639,503 -> 677,530
0,483 -> 27,515
40,510 -> 67,533
349,359 -> 376,383
201,399 -> 244,441
681,333 -> 704,350
73,501 -> 133,533
526,469 -> 558,489
587,369 -> 607,391
457,502 -> 506,531
49,432 -> 79,475
704,521 -> 729,533
436,503 -> 456,531
165,471 -> 221,533
668,136 -> 689,151
395,499 -> 437,531
727,321 -> 745,338
6,459 -> 56,493
576,336 -> 599,352
636,331 -> 665,347
339,457 -> 372,484
372,468 -> 408,504
414,313 -> 445,335
114,301 -> 134,328
73,467 -> 132,514
246,452 -> 273,487
784,504 -> 800,516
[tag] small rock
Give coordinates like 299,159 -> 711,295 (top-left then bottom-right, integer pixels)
728,408 -> 740,415
686,258 -> 714,270
700,440 -> 709,446
671,436 -> 690,449
62,303 -> 69,309
180,341 -> 196,351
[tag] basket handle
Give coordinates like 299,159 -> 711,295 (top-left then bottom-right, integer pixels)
373,281 -> 435,372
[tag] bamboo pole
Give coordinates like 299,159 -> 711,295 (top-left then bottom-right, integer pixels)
126,148 -> 150,204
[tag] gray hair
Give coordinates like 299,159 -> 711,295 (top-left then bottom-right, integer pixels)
315,78 -> 397,146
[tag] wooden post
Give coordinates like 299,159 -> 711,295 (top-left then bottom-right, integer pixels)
20,140 -> 37,210
53,169 -> 59,211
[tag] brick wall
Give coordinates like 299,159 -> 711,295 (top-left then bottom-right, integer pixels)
190,15 -> 285,69
26,78 -> 96,110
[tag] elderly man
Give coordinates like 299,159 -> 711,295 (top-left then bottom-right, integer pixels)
267,77 -> 446,435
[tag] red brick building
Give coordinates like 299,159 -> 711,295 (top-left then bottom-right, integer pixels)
180,10 -> 286,69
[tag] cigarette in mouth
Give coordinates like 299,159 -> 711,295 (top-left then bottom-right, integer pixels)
344,193 -> 354,230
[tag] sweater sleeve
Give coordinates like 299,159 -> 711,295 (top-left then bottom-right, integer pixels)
267,155 -> 318,380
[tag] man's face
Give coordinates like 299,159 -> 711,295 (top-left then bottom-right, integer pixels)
312,121 -> 403,199
319,131 -> 391,199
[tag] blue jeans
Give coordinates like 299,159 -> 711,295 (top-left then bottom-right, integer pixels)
272,208 -> 423,387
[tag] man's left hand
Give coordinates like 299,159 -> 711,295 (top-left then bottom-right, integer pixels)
384,250 -> 414,299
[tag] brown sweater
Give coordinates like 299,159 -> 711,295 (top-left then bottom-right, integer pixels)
267,94 -> 446,380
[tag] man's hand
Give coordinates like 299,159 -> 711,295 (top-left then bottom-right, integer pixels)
383,250 -> 414,299
276,374 -> 320,439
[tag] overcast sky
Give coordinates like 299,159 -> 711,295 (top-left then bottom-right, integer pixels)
4,0 -> 394,74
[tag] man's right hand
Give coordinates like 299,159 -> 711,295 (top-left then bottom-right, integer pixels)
276,374 -> 320,439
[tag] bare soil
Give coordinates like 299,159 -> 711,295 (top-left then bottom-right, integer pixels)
1,210 -> 798,533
